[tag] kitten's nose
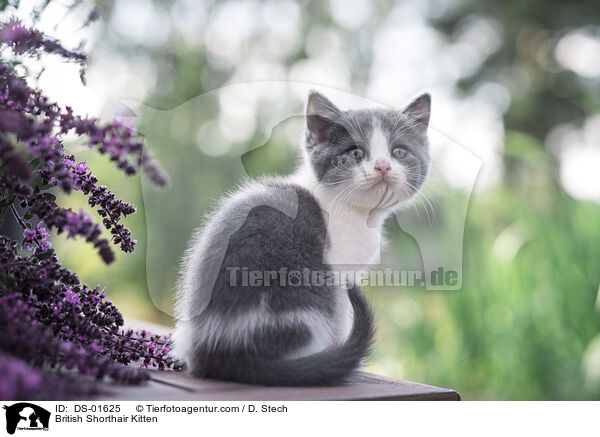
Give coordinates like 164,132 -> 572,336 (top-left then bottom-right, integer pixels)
374,159 -> 391,176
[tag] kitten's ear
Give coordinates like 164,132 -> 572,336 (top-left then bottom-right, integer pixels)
306,91 -> 342,143
403,93 -> 431,134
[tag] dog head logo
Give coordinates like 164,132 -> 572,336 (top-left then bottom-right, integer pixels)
3,403 -> 50,435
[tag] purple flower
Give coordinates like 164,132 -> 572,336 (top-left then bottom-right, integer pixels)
1,19 -> 87,62
0,136 -> 31,179
64,289 -> 80,305
0,238 -> 182,399
0,8 -> 180,400
22,221 -> 52,251
85,8 -> 101,26
1,20 -> 29,43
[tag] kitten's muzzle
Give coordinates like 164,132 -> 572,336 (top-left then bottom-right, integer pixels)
374,158 -> 391,176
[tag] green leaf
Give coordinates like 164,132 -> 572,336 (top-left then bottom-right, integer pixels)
30,157 -> 44,170
34,249 -> 54,260
33,174 -> 54,191
5,189 -> 15,204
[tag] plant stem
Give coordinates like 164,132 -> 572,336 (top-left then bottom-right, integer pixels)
0,261 -> 31,269
9,202 -> 42,249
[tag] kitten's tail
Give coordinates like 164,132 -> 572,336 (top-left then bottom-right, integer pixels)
196,286 -> 375,386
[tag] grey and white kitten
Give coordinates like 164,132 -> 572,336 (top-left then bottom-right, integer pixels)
173,91 -> 431,386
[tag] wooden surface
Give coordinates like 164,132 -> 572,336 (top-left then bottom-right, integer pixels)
104,320 -> 460,401
99,369 -> 459,401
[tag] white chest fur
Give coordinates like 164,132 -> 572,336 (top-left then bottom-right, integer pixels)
323,208 -> 383,267
320,198 -> 387,347
290,169 -> 387,345
291,168 -> 386,267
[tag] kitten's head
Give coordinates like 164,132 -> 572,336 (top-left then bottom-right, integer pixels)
304,91 -> 431,211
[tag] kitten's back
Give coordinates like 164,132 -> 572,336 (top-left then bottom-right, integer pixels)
173,177 -> 375,385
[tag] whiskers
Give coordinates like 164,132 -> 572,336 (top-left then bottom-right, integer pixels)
397,179 -> 437,227
327,180 -> 370,219
316,164 -> 437,227
320,176 -> 399,220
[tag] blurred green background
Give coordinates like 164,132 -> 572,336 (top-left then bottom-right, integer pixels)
9,0 -> 600,399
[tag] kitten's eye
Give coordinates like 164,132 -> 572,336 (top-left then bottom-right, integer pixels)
349,148 -> 365,160
392,146 -> 408,159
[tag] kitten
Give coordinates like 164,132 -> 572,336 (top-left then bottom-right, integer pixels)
173,91 -> 431,386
